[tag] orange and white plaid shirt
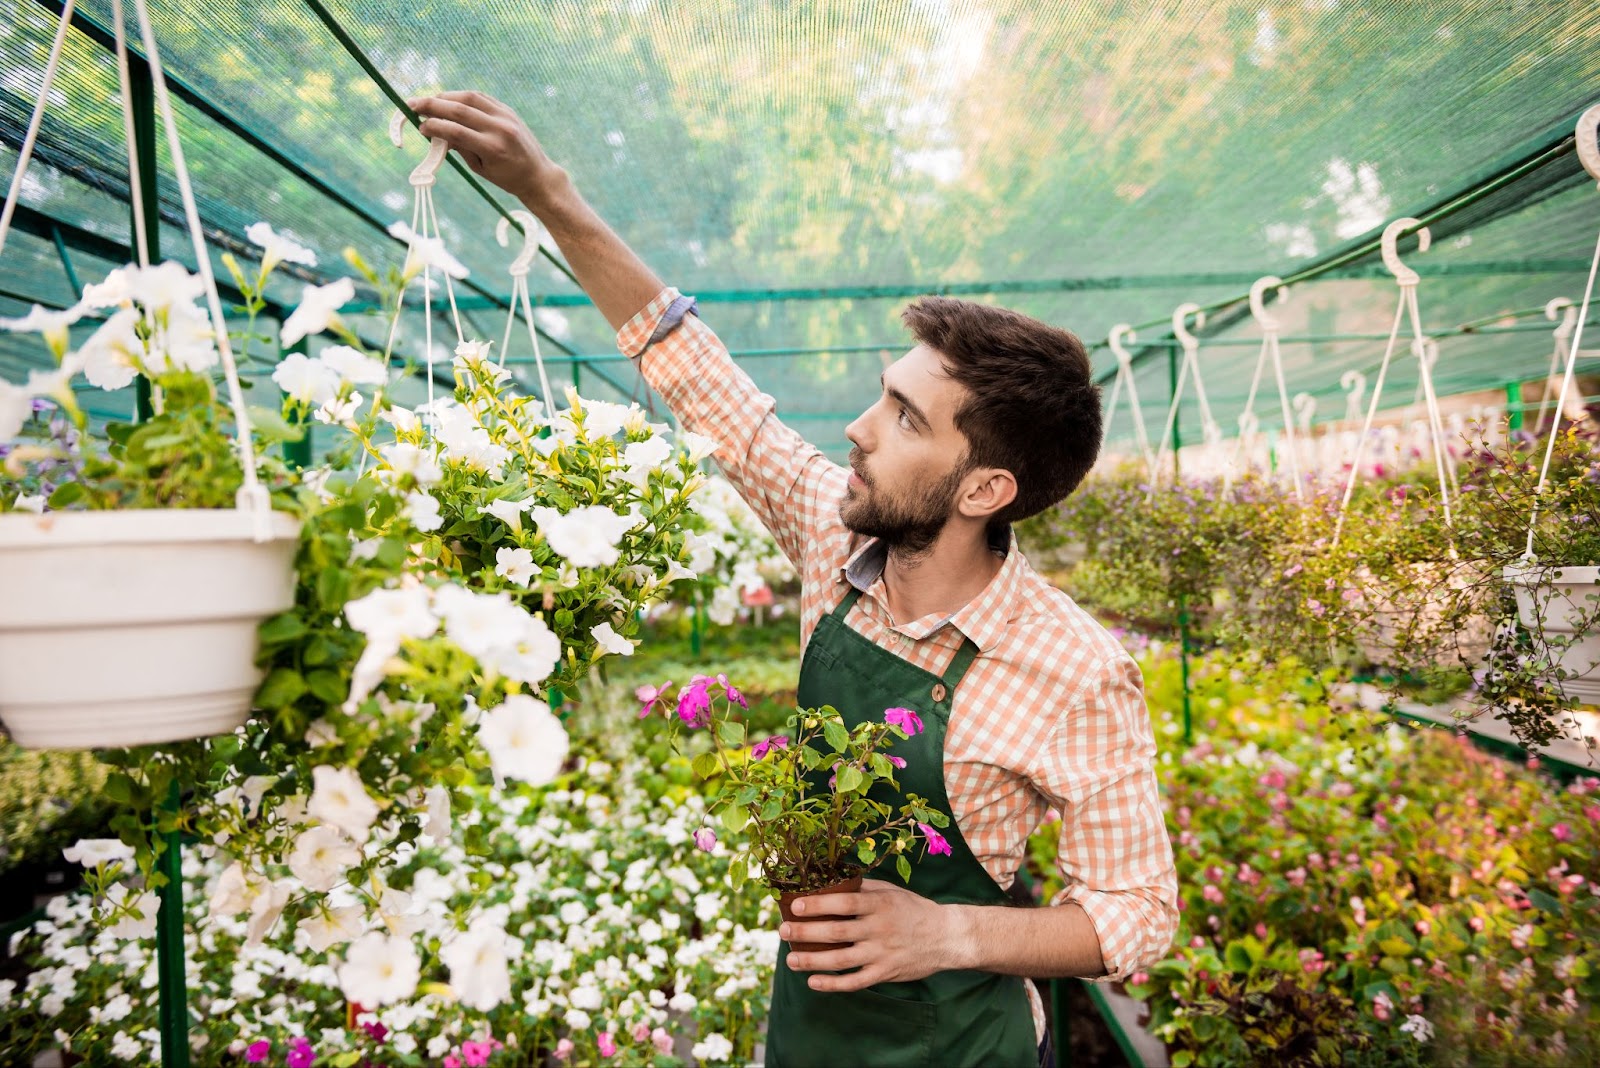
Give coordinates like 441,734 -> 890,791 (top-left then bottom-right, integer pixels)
619,288 -> 1178,1027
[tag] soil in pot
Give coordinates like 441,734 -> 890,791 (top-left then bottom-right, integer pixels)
777,874 -> 863,954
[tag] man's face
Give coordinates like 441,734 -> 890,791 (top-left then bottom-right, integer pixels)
840,344 -> 972,554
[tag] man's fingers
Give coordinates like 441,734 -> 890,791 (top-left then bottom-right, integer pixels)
430,89 -> 515,117
780,920 -> 856,945
410,95 -> 501,133
413,116 -> 494,157
789,891 -> 863,917
787,946 -> 869,974
806,966 -> 879,993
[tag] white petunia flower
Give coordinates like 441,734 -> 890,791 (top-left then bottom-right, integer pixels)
379,442 -> 442,487
679,430 -> 721,462
109,1031 -> 142,1061
564,1008 -> 592,1032
622,435 -> 673,473
376,886 -> 425,938
246,221 -> 318,272
569,983 -> 603,1011
63,839 -> 135,868
421,785 -> 451,844
147,301 -> 218,374
482,497 -> 532,531
280,277 -> 355,346
440,926 -> 512,1011
0,303 -> 86,350
388,221 -> 470,281
476,694 -> 569,786
0,381 -> 29,441
77,307 -> 142,390
337,931 -> 421,1006
494,546 -> 538,587
307,765 -> 380,844
403,491 -> 443,532
344,586 -> 438,642
300,904 -> 365,953
208,860 -> 257,917
691,1033 -> 734,1064
1400,1015 -> 1434,1044
123,261 -> 205,311
272,352 -> 341,406
244,879 -> 293,946
481,614 -> 561,685
286,825 -> 361,892
591,622 -> 635,657
12,493 -> 44,514
433,586 -> 531,661
345,632 -> 400,710
528,504 -> 635,568
104,884 -> 159,940
320,345 -> 389,387
378,405 -> 420,433
314,390 -> 362,427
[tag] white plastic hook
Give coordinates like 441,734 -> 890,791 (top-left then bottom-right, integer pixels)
1547,296 -> 1578,341
1248,276 -> 1288,332
1172,303 -> 1206,350
496,210 -> 545,277
1237,410 -> 1260,438
1341,370 -> 1367,423
1578,103 -> 1600,188
1293,392 -> 1317,434
390,109 -> 449,188
1381,218 -> 1431,287
1109,323 -> 1137,368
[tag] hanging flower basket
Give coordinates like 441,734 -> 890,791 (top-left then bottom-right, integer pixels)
1350,561 -> 1494,671
1503,563 -> 1600,704
0,508 -> 301,749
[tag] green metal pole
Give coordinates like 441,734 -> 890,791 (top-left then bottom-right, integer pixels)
50,224 -> 84,300
129,53 -> 158,424
128,51 -> 189,1068
1507,380 -> 1524,433
1168,342 -> 1193,746
690,588 -> 704,659
155,781 -> 190,1068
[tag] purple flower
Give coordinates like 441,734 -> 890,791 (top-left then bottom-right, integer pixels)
361,1020 -> 388,1043
677,682 -> 712,728
888,755 -> 907,769
244,1040 -> 270,1064
287,1038 -> 316,1068
728,684 -> 749,709
884,707 -> 924,736
635,681 -> 672,719
750,735 -> 789,760
693,828 -> 717,852
919,823 -> 952,856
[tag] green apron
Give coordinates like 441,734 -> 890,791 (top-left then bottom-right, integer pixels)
765,587 -> 1039,1068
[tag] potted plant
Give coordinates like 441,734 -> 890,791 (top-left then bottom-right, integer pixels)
640,674 -> 951,948
0,258 -> 303,750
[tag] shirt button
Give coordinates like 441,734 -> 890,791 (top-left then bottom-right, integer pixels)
931,683 -> 948,702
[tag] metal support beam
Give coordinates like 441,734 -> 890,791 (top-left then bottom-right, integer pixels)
129,50 -> 156,423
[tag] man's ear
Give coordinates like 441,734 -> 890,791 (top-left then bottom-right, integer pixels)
959,467 -> 1017,521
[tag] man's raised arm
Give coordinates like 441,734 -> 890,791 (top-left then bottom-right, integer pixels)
410,92 -> 848,571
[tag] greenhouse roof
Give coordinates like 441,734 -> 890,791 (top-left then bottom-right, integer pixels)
3,0 -> 1600,458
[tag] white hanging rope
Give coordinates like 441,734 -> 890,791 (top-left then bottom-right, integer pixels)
1102,324 -> 1155,480
1154,302 -> 1222,483
1534,298 -> 1578,433
0,0 -> 76,260
1226,277 -> 1303,498
496,210 -> 558,421
1524,105 -> 1600,561
129,0 -> 270,536
108,0 -> 149,268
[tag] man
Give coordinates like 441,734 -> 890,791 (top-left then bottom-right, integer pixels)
411,91 -> 1178,1068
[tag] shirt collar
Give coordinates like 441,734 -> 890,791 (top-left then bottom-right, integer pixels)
840,526 -> 1022,653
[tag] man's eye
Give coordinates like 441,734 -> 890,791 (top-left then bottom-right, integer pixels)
898,407 -> 913,429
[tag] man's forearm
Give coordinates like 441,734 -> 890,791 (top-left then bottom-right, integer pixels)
945,900 -> 1107,979
521,171 -> 666,332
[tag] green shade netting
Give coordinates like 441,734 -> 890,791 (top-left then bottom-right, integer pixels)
3,0 -> 1600,458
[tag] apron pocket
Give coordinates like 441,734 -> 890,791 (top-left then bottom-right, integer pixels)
772,984 -> 938,1068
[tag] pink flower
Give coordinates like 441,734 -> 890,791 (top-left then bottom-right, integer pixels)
1128,971 -> 1150,986
693,828 -> 717,852
918,823 -> 952,856
361,1020 -> 388,1043
728,684 -> 749,708
1258,769 -> 1287,790
1585,805 -> 1600,823
631,1023 -> 651,1043
636,681 -> 672,718
1202,884 -> 1224,904
287,1038 -> 316,1068
245,1040 -> 270,1064
1469,916 -> 1485,932
1286,867 -> 1307,888
1415,920 -> 1431,936
1307,597 -> 1325,617
750,735 -> 789,760
884,707 -> 924,736
444,1056 -> 463,1068
677,682 -> 713,727
888,755 -> 907,769
462,1040 -> 494,1067
553,1039 -> 574,1062
1552,822 -> 1573,842
651,1029 -> 674,1055
597,1032 -> 618,1058
1373,991 -> 1394,1021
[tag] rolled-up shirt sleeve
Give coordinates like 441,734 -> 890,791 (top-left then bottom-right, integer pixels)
617,287 -> 848,573
1039,654 -> 1179,981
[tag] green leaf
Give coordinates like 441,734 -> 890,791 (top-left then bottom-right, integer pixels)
896,855 -> 912,882
716,720 -> 746,747
246,405 -> 304,444
1527,887 -> 1565,915
257,613 -> 308,645
823,719 -> 849,752
305,670 -> 346,705
103,773 -> 136,805
1224,942 -> 1253,973
856,839 -> 877,863
329,1051 -> 363,1068
722,806 -> 750,833
1171,1053 -> 1194,1068
691,752 -> 720,780
730,856 -> 748,891
256,668 -> 308,708
836,766 -> 865,794
46,481 -> 85,507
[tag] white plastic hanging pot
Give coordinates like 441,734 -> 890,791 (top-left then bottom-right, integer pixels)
0,509 -> 301,749
1351,562 -> 1493,670
1504,564 -> 1600,705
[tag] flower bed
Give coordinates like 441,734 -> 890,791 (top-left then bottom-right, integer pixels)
1029,642 -> 1600,1066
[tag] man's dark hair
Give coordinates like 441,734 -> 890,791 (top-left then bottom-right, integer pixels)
901,296 -> 1102,526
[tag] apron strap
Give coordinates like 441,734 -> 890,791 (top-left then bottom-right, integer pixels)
830,585 -> 864,622
941,638 -> 980,691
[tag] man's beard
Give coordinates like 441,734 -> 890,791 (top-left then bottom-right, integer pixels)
839,448 -> 967,556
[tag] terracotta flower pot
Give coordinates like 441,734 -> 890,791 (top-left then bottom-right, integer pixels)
777,874 -> 863,954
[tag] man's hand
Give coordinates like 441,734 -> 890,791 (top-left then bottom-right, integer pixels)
781,879 -> 971,992
409,92 -> 566,211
